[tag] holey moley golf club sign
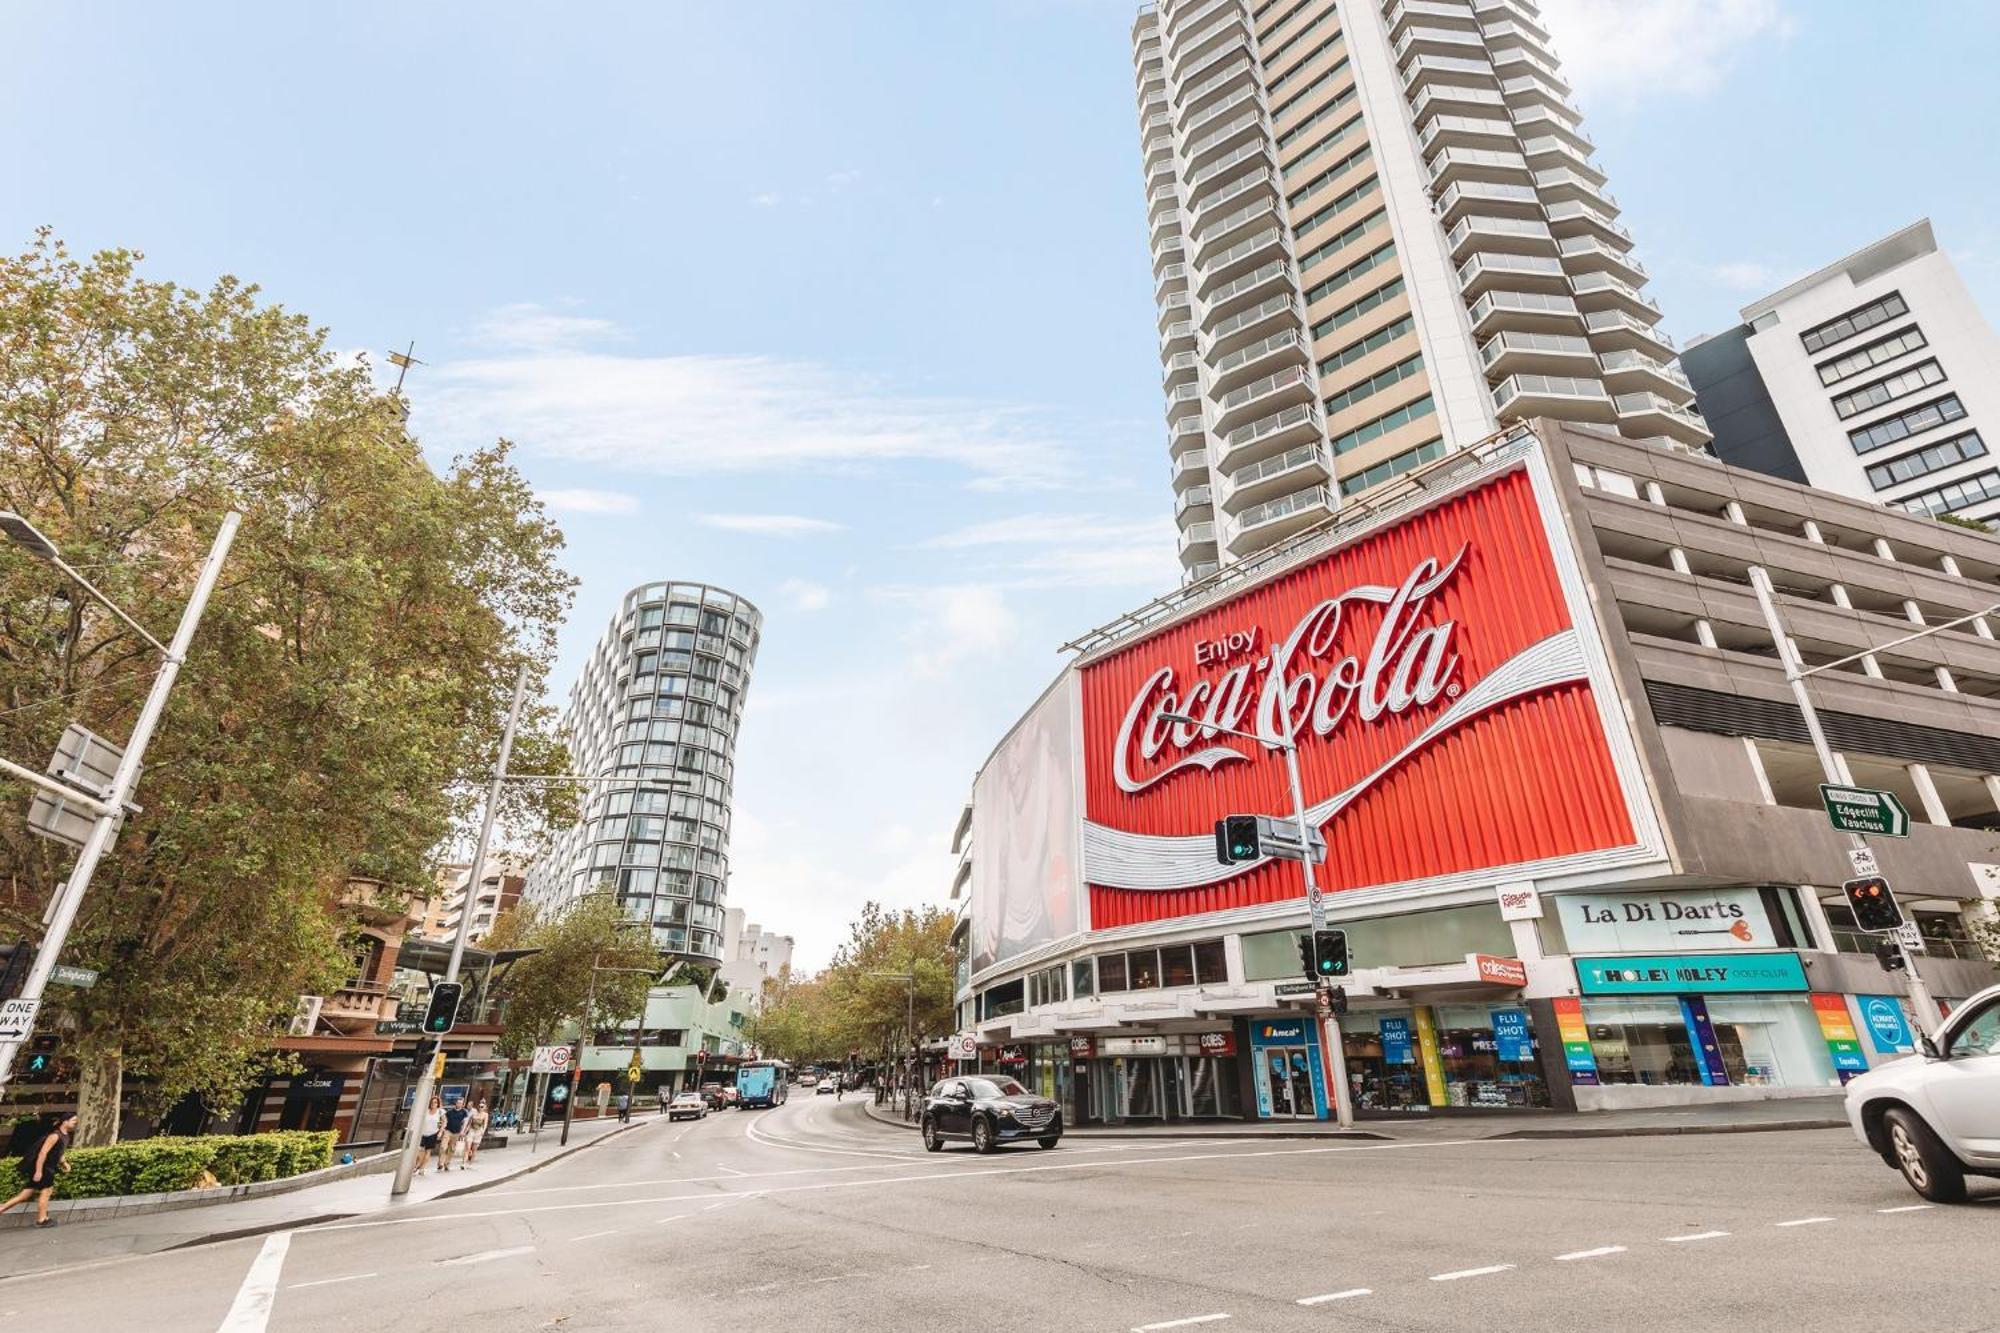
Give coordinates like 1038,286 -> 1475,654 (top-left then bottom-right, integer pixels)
1077,457 -> 1662,929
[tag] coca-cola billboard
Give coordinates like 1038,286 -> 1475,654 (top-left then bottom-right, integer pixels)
1078,461 -> 1654,930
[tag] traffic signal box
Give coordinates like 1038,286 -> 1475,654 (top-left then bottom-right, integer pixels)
1844,876 -> 1905,933
1296,929 -> 1349,980
423,982 -> 463,1034
1214,815 -> 1261,864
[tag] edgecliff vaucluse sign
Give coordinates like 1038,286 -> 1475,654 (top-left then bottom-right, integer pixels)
1077,462 -> 1649,930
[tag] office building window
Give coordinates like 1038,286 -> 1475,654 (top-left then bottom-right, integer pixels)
1865,431 -> 1987,491
1831,359 -> 1946,420
1896,469 -> 2000,518
1847,394 -> 1966,455
1800,291 -> 1908,354
1340,437 -> 1447,494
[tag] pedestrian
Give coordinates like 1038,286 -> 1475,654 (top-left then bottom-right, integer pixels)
415,1094 -> 443,1176
463,1097 -> 490,1167
440,1096 -> 470,1170
0,1113 -> 77,1227
615,1088 -> 631,1124
836,1073 -> 844,1102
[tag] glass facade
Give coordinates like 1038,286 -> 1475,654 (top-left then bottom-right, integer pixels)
1343,1004 -> 1550,1113
1578,994 -> 1836,1089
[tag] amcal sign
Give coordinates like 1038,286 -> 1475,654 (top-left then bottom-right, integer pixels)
1078,462 -> 1650,929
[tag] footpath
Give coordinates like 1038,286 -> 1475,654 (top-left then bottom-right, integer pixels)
864,1094 -> 1848,1142
0,1112 -> 651,1280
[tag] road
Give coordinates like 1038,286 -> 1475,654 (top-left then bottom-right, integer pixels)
1,1093 -> 1994,1332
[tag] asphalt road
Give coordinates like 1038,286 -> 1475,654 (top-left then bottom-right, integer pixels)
2,1093 -> 1995,1332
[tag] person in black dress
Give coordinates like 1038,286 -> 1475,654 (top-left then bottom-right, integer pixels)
0,1113 -> 77,1227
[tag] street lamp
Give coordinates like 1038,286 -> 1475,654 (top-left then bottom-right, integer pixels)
0,509 -> 240,1098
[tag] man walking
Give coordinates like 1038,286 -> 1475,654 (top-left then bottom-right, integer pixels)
0,1113 -> 76,1227
615,1088 -> 631,1124
439,1096 -> 471,1170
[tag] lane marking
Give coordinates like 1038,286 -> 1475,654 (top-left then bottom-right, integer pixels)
1296,1289 -> 1371,1305
1554,1246 -> 1626,1262
437,1245 -> 535,1267
1132,1315 -> 1231,1332
1663,1231 -> 1729,1243
287,1273 -> 375,1290
570,1230 -> 620,1242
1429,1264 -> 1514,1282
1775,1217 -> 1835,1228
1877,1204 -> 1933,1214
217,1231 -> 293,1332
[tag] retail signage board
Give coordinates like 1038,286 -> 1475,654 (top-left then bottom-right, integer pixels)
1099,1036 -> 1164,1056
1555,888 -> 1775,955
1250,1019 -> 1309,1047
1810,993 -> 1869,1075
1492,1008 -> 1533,1062
1551,997 -> 1599,1083
1471,953 -> 1528,987
1820,784 -> 1909,837
1197,1031 -> 1236,1056
1378,1016 -> 1414,1065
1496,883 -> 1542,920
1574,952 -> 1808,996
1857,994 -> 1917,1054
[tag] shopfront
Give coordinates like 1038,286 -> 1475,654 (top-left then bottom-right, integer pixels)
1342,1002 -> 1551,1113
1247,1019 -> 1324,1120
1076,1031 -> 1245,1124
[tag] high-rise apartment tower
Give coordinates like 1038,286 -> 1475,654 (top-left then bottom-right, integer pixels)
1134,0 -> 1710,580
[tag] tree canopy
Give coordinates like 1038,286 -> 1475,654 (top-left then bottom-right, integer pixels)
486,897 -> 661,1059
749,902 -> 958,1065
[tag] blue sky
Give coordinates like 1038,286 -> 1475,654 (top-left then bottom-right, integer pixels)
8,0 -> 1998,966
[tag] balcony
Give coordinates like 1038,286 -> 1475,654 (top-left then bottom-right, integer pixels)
1393,24 -> 1486,65
1478,329 -> 1598,378
1184,81 -> 1267,145
1208,327 -> 1303,385
1183,107 -> 1266,176
322,979 -> 395,1026
1533,166 -> 1616,209
1149,182 -> 1182,221
1155,261 -> 1188,300
1467,288 -> 1585,336
1456,249 -> 1566,297
1163,348 -> 1201,388
1176,57 -> 1255,127
1178,520 -> 1219,557
1491,372 -> 1614,422
1225,439 -> 1330,509
1211,363 -> 1312,432
1387,0 -> 1478,39
1202,293 -> 1304,355
1521,135 -> 1608,186
1491,44 -> 1570,94
1557,234 -> 1644,284
1233,484 -> 1334,544
1166,0 -> 1232,43
1188,136 -> 1272,191
1434,179 -> 1541,224
1474,0 -> 1550,41
1196,226 -> 1287,296
1418,112 -> 1517,156
1190,196 -> 1277,263
1571,270 -> 1660,320
1427,145 -> 1533,190
1175,484 -> 1215,519
1160,319 -> 1197,355
1168,413 -> 1206,449
1171,448 -> 1210,487
1500,71 -> 1577,118
1409,83 -> 1507,123
1403,53 -> 1499,93
1190,166 -> 1275,229
1598,348 -> 1692,399
1613,391 -> 1713,446
1153,237 -> 1186,275
1176,22 -> 1251,90
1446,213 -> 1555,260
1158,291 -> 1193,332
1200,259 -> 1293,329
1544,199 -> 1632,246
1509,102 -> 1590,152
1218,401 -> 1324,466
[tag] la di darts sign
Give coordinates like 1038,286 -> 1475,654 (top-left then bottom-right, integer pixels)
1076,456 -> 1658,930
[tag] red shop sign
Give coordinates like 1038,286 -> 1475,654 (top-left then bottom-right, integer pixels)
1472,953 -> 1529,988
1068,1036 -> 1095,1057
1197,1031 -> 1236,1056
1077,465 -> 1642,930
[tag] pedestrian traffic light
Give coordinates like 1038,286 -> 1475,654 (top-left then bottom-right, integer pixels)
21,1034 -> 57,1080
1843,876 -> 1904,933
0,940 -> 30,1002
423,982 -> 463,1034
1214,815 -> 1261,865
1875,940 -> 1908,973
1313,929 -> 1349,978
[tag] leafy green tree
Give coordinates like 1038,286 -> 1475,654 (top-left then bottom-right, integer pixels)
0,232 -> 575,1142
489,896 -> 661,1058
809,902 -> 958,1062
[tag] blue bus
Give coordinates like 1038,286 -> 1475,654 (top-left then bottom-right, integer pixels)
736,1059 -> 789,1109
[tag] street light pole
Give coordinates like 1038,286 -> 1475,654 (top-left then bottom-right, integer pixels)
391,662 -> 529,1196
1748,568 -> 1943,1036
0,511 -> 241,1099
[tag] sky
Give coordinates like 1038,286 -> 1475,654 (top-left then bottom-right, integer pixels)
7,0 -> 1999,969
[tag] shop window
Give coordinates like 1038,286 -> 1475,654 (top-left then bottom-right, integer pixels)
1159,945 -> 1196,988
1193,940 -> 1227,985
1072,959 -> 1095,998
1431,1003 -> 1550,1109
1705,995 -> 1836,1087
1580,998 -> 1701,1085
1126,949 -> 1161,990
1098,954 -> 1128,992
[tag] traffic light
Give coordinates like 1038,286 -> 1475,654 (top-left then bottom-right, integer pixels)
1844,876 -> 1904,933
1325,986 -> 1348,1016
422,982 -> 463,1034
21,1034 -> 57,1080
1875,940 -> 1908,973
1214,815 -> 1261,865
1296,933 -> 1317,980
0,940 -> 29,1001
1313,929 -> 1349,979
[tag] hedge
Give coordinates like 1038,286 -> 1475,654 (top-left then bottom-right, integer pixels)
0,1129 -> 342,1199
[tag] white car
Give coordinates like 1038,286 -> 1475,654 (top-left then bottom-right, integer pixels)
667,1091 -> 708,1122
1845,983 -> 2000,1202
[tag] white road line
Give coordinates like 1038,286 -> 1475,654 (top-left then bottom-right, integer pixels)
1429,1264 -> 1515,1282
1554,1246 -> 1626,1262
286,1272 -> 375,1291
1663,1231 -> 1730,1243
217,1231 -> 293,1332
570,1230 -> 620,1242
437,1245 -> 535,1267
1877,1204 -> 1933,1214
1296,1289 -> 1371,1305
1775,1217 -> 1835,1228
1132,1315 -> 1230,1332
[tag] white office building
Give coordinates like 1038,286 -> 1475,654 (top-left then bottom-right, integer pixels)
718,908 -> 796,1008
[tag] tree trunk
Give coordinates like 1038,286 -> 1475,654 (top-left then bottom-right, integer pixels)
73,1038 -> 124,1147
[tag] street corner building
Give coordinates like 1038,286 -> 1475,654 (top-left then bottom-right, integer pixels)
949,420 -> 2000,1125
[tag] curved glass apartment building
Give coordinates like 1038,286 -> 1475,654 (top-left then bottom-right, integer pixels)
523,581 -> 762,963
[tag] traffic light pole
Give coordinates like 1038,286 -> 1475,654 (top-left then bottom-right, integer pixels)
1281,742 -> 1355,1130
392,663 -> 530,1197
1750,568 -> 1941,1037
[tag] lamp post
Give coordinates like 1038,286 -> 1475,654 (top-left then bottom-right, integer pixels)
561,949 -> 657,1146
0,510 -> 240,1099
1160,710 -> 1355,1130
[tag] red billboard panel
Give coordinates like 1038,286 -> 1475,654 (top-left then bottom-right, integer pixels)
1078,464 -> 1640,929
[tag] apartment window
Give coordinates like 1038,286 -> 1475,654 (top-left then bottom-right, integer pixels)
1311,275 -> 1407,341
1341,437 -> 1447,495
1331,394 -> 1436,455
1292,175 -> 1381,245
1831,359 -> 1946,420
1193,939 -> 1227,984
1323,352 -> 1424,415
1276,84 -> 1358,150
1847,394 -> 1967,455
1319,314 -> 1414,377
1266,33 -> 1341,95
1800,291 -> 1909,354
1866,431 -> 1987,491
1262,11 -> 1330,69
1071,958 -> 1095,999
1300,223 -> 1389,289
1816,326 -> 1920,386
1026,964 -> 1067,1009
1896,469 -> 2000,518
1098,952 -> 1128,992
1273,56 -> 1351,122
1286,144 -> 1373,211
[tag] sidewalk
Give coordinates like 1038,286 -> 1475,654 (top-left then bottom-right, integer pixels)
0,1112 -> 651,1279
863,1094 -> 1848,1143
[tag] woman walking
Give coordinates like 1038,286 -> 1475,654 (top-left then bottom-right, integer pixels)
415,1094 -> 444,1176
463,1097 -> 490,1167
0,1113 -> 76,1227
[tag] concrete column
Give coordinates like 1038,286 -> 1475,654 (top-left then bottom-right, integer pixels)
1938,555 -> 1995,639
1725,500 -> 1748,525
1985,774 -> 2000,820
1909,763 -> 1951,826
1743,738 -> 1777,805
1829,584 -> 1884,677
1795,883 -> 1841,954
1874,537 -> 1897,561
1936,665 -> 1959,692
1695,619 -> 1718,649
1644,481 -> 1666,507
1668,547 -> 1691,575
1803,520 -> 1825,544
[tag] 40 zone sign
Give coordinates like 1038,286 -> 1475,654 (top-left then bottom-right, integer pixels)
530,1045 -> 572,1075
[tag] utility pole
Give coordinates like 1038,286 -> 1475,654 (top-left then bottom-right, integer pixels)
392,663 -> 529,1196
0,511 -> 240,1099
1749,567 -> 1944,1036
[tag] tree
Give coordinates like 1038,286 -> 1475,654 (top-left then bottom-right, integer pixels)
811,902 -> 959,1062
489,896 -> 660,1058
0,232 -> 576,1142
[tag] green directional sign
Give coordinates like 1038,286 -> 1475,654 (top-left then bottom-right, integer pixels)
1820,784 -> 1910,838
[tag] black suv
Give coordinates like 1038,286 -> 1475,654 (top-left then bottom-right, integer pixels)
920,1075 -> 1062,1153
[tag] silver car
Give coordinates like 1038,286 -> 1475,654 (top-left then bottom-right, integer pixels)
1845,983 -> 2000,1201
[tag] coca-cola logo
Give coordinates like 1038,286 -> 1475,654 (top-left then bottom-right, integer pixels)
1112,546 -> 1469,794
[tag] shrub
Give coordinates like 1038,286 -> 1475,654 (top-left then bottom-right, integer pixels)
129,1141 -> 219,1195
208,1136 -> 284,1185
270,1129 -> 337,1177
54,1145 -> 142,1199
19,1129 -> 342,1201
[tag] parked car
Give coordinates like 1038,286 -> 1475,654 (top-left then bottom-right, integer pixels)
1846,983 -> 2000,1201
921,1075 -> 1062,1153
667,1091 -> 708,1122
699,1083 -> 729,1111
816,1079 -> 836,1095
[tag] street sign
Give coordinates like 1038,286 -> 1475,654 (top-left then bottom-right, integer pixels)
1254,814 -> 1327,863
1273,980 -> 1316,996
27,725 -> 130,851
431,1050 -> 446,1080
1891,922 -> 1927,954
0,997 -> 41,1043
1848,847 -> 1880,877
530,1044 -> 572,1074
48,964 -> 97,989
626,1052 -> 644,1082
947,1032 -> 977,1061
1820,784 -> 1910,838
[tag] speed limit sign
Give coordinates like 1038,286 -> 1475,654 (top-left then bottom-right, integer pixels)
531,1044 -> 572,1074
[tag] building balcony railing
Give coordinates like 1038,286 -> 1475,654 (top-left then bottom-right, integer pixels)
1418,112 -> 1517,157
1545,199 -> 1633,246
1171,447 -> 1210,484
1491,372 -> 1614,422
1427,145 -> 1533,189
1184,109 -> 1267,179
1409,83 -> 1507,124
1467,287 -> 1584,336
1211,363 -> 1310,429
1175,23 -> 1251,91
1196,227 -> 1287,297
1160,319 -> 1197,355
1533,166 -> 1617,210
1445,212 -> 1555,260
1235,484 -> 1334,536
1177,57 -> 1256,128
1571,269 -> 1661,319
1189,165 -> 1274,227
1387,0 -> 1477,39
1187,136 -> 1272,190
1219,401 -> 1324,461
1434,179 -> 1541,223
1199,258 -> 1293,326
1478,329 -> 1597,375
1175,484 -> 1214,517
1178,520 -> 1219,554
1201,291 -> 1302,347
1402,53 -> 1499,93
1522,135 -> 1608,186
1613,391 -> 1712,446
1225,439 -> 1329,507
1456,249 -> 1566,297
1208,327 -> 1302,382
1557,234 -> 1645,283
1393,24 -> 1486,68
1598,348 -> 1692,396
1190,196 -> 1276,263
1184,80 -> 1267,145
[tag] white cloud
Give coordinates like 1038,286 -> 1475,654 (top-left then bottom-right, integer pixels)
1708,260 -> 1781,292
824,169 -> 863,191
538,487 -> 640,515
778,577 -> 833,612
1537,0 -> 1796,106
697,513 -> 846,538
879,583 -> 1022,678
750,191 -> 784,208
418,335 -> 1083,490
469,302 -> 620,353
920,511 -> 1181,590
